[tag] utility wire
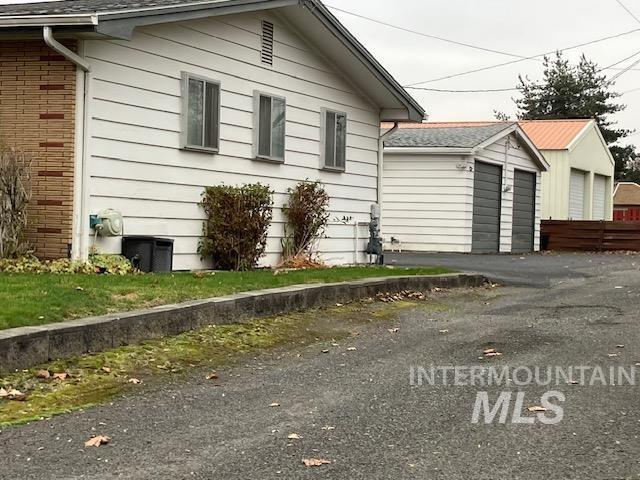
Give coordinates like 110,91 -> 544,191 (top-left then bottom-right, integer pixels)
609,56 -> 640,83
325,5 -> 536,61
405,86 -> 518,93
405,27 -> 640,86
616,0 -> 640,24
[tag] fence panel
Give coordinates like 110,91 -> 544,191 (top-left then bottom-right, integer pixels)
541,220 -> 640,251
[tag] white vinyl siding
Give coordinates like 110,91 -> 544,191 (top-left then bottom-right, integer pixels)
383,133 -> 542,253
593,174 -> 607,220
322,109 -> 347,171
569,169 -> 586,220
181,72 -> 220,152
84,12 -> 381,270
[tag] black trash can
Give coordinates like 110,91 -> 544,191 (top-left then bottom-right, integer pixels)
122,236 -> 174,273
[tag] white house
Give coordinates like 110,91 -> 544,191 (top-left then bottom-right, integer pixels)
519,120 -> 615,221
0,0 -> 424,269
382,122 -> 549,254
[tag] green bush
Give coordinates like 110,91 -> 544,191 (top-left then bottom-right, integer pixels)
282,180 -> 330,262
0,254 -> 137,275
198,184 -> 274,271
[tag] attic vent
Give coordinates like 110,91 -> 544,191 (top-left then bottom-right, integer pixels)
261,20 -> 274,65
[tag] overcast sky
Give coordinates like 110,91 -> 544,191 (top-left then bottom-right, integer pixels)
2,0 -> 639,145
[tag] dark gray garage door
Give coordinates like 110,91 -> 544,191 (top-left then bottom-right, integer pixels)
472,161 -> 502,253
511,170 -> 536,253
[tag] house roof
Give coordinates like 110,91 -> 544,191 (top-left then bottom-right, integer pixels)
384,122 -> 515,149
0,0 -> 424,122
518,119 -> 592,150
383,121 -> 549,171
614,182 -> 640,206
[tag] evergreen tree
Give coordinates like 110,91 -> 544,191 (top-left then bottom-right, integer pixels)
515,52 -> 636,178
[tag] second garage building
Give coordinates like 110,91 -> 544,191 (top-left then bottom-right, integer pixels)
382,122 -> 549,253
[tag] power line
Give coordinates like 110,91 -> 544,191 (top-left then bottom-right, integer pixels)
601,49 -> 640,70
325,4 -> 536,62
405,86 -> 518,93
616,0 -> 640,24
609,56 -> 640,83
404,27 -> 640,86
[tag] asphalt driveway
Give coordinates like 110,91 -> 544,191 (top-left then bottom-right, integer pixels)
384,251 -> 638,287
1,256 -> 640,479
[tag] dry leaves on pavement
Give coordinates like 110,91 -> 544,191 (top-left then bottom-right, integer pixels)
527,406 -> 547,413
483,348 -> 502,358
36,369 -> 51,379
84,435 -> 110,448
128,378 -> 142,384
52,372 -> 69,381
303,458 -> 331,467
206,372 -> 219,380
269,402 -> 280,408
287,433 -> 301,440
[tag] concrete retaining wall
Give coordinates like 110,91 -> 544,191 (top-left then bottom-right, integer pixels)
0,274 -> 484,372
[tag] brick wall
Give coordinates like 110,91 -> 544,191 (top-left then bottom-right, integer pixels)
0,40 -> 77,259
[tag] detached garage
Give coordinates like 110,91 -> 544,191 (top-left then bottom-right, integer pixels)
382,122 -> 549,254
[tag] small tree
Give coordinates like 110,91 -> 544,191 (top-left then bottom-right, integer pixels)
0,145 -> 32,258
282,180 -> 330,263
198,183 -> 273,271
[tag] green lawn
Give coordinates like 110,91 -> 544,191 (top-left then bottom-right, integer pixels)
0,266 -> 452,330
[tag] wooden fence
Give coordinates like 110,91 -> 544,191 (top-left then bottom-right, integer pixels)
541,220 -> 640,251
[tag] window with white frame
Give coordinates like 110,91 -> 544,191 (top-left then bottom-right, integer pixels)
254,92 -> 286,162
322,109 -> 347,170
182,72 -> 220,152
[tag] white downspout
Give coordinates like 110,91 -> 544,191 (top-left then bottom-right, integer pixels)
43,27 -> 92,260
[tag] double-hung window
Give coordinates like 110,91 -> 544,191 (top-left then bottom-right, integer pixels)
322,109 -> 347,171
254,92 -> 286,162
181,72 -> 220,152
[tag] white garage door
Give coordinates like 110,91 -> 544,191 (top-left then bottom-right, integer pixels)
569,169 -> 586,220
593,175 -> 607,220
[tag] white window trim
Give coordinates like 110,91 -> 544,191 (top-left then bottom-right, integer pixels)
320,107 -> 347,172
180,71 -> 221,154
253,90 -> 286,163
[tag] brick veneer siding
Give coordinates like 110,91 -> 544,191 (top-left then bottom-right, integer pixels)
0,40 -> 77,259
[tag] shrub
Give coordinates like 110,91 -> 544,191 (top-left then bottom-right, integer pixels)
198,184 -> 273,271
0,145 -> 32,258
282,180 -> 330,264
0,254 -> 138,275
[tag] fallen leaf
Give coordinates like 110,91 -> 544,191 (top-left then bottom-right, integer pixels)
0,388 -> 8,398
485,352 -> 502,358
303,458 -> 331,467
438,329 -> 449,334
52,372 -> 68,381
321,426 -> 335,431
617,345 -> 625,349
128,378 -> 142,384
7,389 -> 27,401
321,349 -> 330,354
76,286 -> 84,291
206,372 -> 219,380
527,406 -> 547,413
84,435 -> 110,448
608,354 -> 619,358
483,348 -> 497,354
101,367 -> 111,373
387,328 -> 400,334
36,369 -> 51,379
347,347 -> 357,351
287,433 -> 301,440
335,303 -> 343,307
269,402 -> 280,408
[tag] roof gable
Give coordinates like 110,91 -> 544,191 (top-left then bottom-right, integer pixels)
614,182 -> 640,206
518,119 -> 592,150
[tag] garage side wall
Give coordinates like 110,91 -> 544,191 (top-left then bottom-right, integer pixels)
539,150 -> 570,220
475,133 -> 542,253
382,153 -> 474,252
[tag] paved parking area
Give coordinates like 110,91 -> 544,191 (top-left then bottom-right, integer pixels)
384,251 -> 639,286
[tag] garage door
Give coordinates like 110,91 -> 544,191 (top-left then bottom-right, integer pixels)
472,161 -> 502,253
512,170 -> 536,253
569,169 -> 586,220
593,175 -> 607,220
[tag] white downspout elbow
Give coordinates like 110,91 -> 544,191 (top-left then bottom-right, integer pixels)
43,26 -> 91,72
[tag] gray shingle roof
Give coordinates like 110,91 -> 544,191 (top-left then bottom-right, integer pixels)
0,0 -> 229,16
384,123 -> 516,149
